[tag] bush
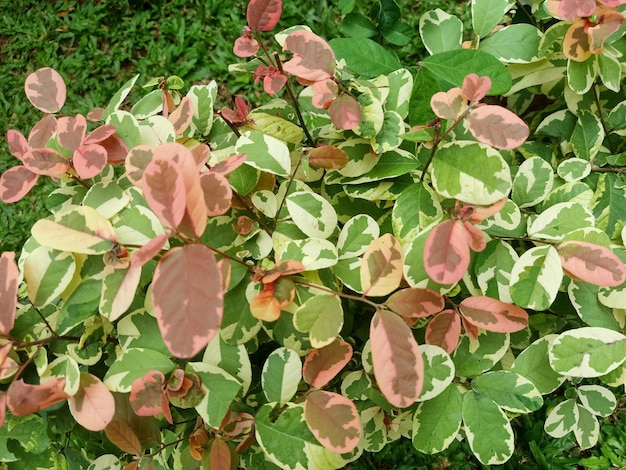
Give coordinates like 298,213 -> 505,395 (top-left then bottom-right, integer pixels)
1,0 -> 626,468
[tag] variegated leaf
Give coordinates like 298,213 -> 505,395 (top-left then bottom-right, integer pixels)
471,370 -> 543,413
549,327 -> 626,377
424,220 -> 470,285
459,296 -> 528,333
417,344 -> 455,402
425,309 -> 461,354
303,338 -> 353,388
293,295 -> 343,349
0,166 -> 39,203
431,141 -> 512,205
247,0 -> 282,31
511,335 -> 565,394
0,252 -> 18,334
467,105 -> 529,150
419,8 -> 463,55
577,384 -> 616,417
282,30 -> 336,81
262,347 -> 301,404
337,214 -> 380,260
386,288 -> 445,319
235,130 -> 290,177
360,234 -> 404,297
304,390 -> 361,453
412,383 -> 462,454
558,241 -> 626,287
68,373 -> 115,431
286,191 -> 338,240
24,246 -> 76,308
512,156 -> 554,208
509,245 -> 563,310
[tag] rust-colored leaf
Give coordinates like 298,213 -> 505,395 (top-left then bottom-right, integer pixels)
250,283 -> 282,322
425,309 -> 461,354
208,437 -> 234,470
303,338 -> 353,388
190,425 -> 210,460
105,419 -> 143,455
130,370 -> 171,424
304,390 -> 362,453
370,309 -> 423,408
152,244 -> 223,358
308,145 -> 348,169
386,288 -> 445,319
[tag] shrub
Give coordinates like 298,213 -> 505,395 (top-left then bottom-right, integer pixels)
1,0 -> 626,468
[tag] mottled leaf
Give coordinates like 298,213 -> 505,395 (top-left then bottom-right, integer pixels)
303,338 -> 353,388
0,252 -> 18,334
68,373 -> 115,431
558,241 -> 626,287
304,390 -> 361,453
361,233 -> 404,297
459,296 -> 528,333
24,67 -> 66,113
247,0 -> 282,31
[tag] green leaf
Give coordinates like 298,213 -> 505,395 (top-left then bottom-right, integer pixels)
422,49 -> 512,95
557,158 -> 591,182
545,398 -> 578,438
574,403 -> 600,449
107,110 -> 142,150
293,295 -> 343,348
261,347 -> 302,404
102,74 -> 139,121
591,173 -> 626,239
549,327 -> 626,378
567,57 -> 597,95
568,280 -> 620,330
392,182 -> 442,246
337,214 -> 380,259
409,66 -> 439,126
412,383 -> 462,454
471,0 -> 515,38
0,414 -> 51,462
462,391 -> 514,465
571,111 -> 604,161
431,141 -> 512,205
57,277 -> 101,336
255,403 -> 348,469
480,24 -> 541,63
511,335 -> 565,394
130,89 -> 162,119
202,334 -> 253,397
474,239 -> 518,303
341,12 -> 377,38
471,370 -> 543,413
510,245 -> 562,311
188,82 -> 217,136
278,238 -> 338,271
329,37 -> 403,77
419,9 -> 463,55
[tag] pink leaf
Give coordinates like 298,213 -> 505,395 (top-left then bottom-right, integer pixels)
303,338 -> 353,388
462,198 -> 507,223
0,344 -> 18,380
425,309 -> 461,354
125,145 -> 156,186
304,390 -> 362,453
83,124 -> 117,145
430,88 -> 467,120
370,309 -> 423,408
283,30 -> 336,81
0,392 -> 5,428
312,79 -> 339,109
57,114 -> 87,152
308,145 -> 348,170
142,154 -> 187,230
263,70 -> 287,95
22,148 -> 69,176
87,107 -> 105,122
459,296 -> 528,333
129,370 -> 171,423
329,95 -> 362,130
558,241 -> 626,287
0,166 -> 38,203
200,171 -> 232,216
461,74 -> 492,102
558,0 -> 596,20
386,288 -> 445,319
73,144 -> 107,179
0,252 -> 18,334
467,105 -> 529,150
24,67 -> 66,113
68,373 -> 115,431
7,130 -> 29,160
28,115 -> 57,148
247,0 -> 282,31
598,0 -> 626,6
462,222 -> 486,253
7,378 -> 68,416
131,234 -> 169,269
210,153 -> 247,175
360,233 -> 404,297
152,244 -> 223,358
234,35 -> 260,57
169,96 -> 194,135
190,143 -> 210,168
587,11 -> 624,54
102,264 -> 142,322
424,220 -> 470,285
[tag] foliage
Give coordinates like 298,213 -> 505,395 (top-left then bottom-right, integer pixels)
2,0 -> 626,468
